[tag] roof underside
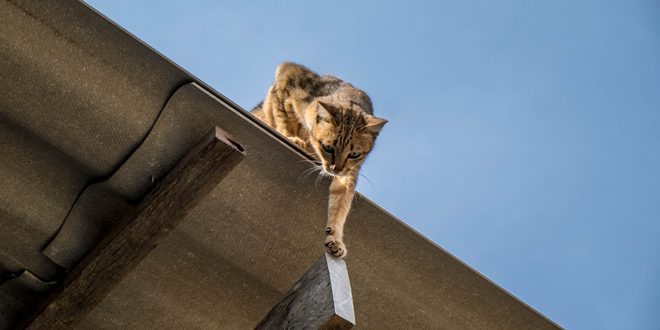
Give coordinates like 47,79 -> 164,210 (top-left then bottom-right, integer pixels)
0,0 -> 562,329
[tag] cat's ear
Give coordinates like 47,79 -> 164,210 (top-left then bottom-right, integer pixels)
316,101 -> 337,125
364,115 -> 388,135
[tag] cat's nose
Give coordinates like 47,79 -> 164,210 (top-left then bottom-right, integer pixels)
329,165 -> 341,174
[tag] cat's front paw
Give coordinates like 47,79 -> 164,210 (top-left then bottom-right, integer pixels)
288,136 -> 307,150
324,235 -> 347,258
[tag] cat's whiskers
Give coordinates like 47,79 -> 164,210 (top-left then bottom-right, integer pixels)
296,158 -> 337,188
314,168 -> 336,189
297,158 -> 322,165
299,166 -> 320,181
299,162 -> 327,182
356,171 -> 375,188
315,171 -> 326,189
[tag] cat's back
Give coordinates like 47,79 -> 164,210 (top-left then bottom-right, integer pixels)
320,76 -> 374,116
275,62 -> 373,115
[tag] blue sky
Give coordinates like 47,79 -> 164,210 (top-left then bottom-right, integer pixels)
84,1 -> 660,328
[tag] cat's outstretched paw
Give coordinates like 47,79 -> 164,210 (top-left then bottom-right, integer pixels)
288,136 -> 307,150
325,234 -> 347,258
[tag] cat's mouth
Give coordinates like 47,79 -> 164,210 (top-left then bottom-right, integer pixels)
323,169 -> 337,177
323,167 -> 347,177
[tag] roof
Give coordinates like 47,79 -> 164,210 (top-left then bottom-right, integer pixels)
0,0 -> 562,329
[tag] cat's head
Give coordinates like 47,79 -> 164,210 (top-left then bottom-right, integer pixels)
310,101 -> 387,177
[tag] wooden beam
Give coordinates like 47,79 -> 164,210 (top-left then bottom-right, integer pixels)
254,253 -> 355,330
18,127 -> 246,330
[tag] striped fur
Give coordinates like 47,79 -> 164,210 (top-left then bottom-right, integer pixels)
251,62 -> 387,258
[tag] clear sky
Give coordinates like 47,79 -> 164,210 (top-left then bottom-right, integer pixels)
84,1 -> 660,328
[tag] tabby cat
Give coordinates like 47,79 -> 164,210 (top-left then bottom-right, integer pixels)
251,62 -> 387,258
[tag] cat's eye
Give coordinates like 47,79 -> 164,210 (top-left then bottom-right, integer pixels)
348,152 -> 361,159
322,144 -> 334,153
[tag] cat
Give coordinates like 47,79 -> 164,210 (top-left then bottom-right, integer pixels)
251,62 -> 387,258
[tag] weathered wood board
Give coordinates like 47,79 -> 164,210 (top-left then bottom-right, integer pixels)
18,127 -> 246,330
254,252 -> 355,330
